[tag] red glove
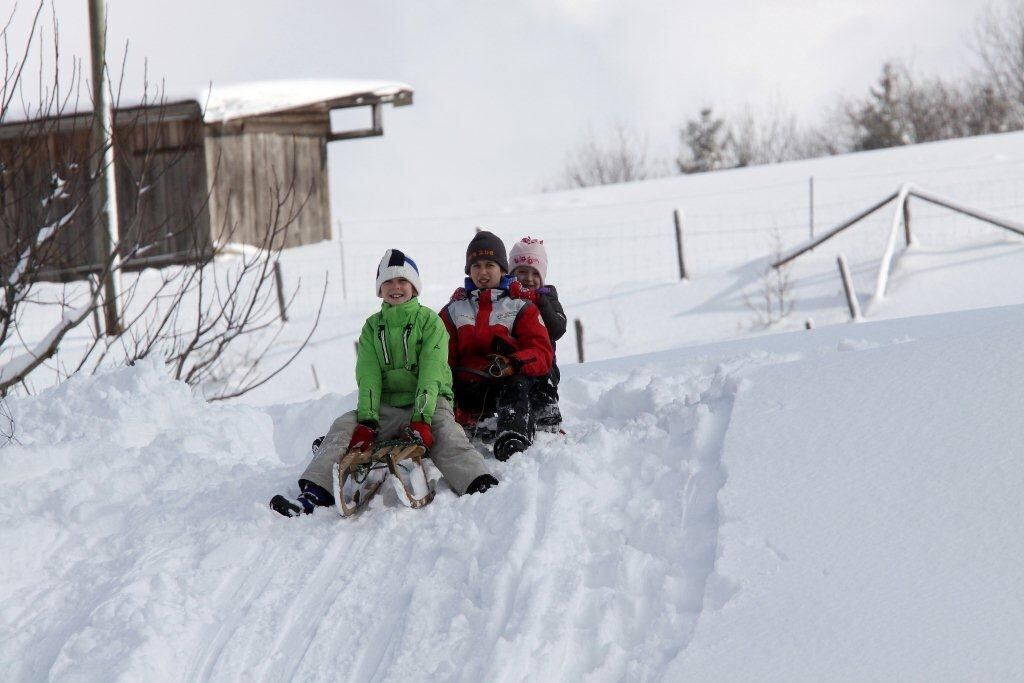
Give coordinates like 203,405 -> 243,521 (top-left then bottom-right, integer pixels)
404,421 -> 434,450
347,423 -> 378,452
450,287 -> 468,301
506,280 -> 538,303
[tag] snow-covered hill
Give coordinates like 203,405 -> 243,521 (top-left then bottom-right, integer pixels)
4,304 -> 1023,680
4,131 -> 1024,680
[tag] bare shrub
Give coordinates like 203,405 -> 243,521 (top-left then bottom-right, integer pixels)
974,0 -> 1024,127
731,98 -> 803,167
556,122 -> 654,189
0,397 -> 15,446
0,2 -> 323,401
743,231 -> 795,328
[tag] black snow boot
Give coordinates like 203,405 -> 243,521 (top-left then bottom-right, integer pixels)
530,374 -> 562,429
493,433 -> 529,462
466,474 -> 499,495
269,495 -> 303,517
269,480 -> 334,517
533,402 -> 562,429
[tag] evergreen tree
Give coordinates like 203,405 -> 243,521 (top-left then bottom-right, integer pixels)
850,62 -> 908,151
677,108 -> 730,174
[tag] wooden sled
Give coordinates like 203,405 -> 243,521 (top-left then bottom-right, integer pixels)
332,439 -> 434,517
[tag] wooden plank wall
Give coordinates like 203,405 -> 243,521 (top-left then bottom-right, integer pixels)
1,113 -> 212,279
205,131 -> 330,250
3,105 -> 334,281
118,116 -> 211,261
0,123 -> 101,275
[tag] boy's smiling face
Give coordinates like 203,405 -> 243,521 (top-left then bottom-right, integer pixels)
380,277 -> 415,304
512,265 -> 542,289
470,260 -> 503,289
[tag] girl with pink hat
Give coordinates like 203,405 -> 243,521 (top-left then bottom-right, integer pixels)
508,236 -> 567,430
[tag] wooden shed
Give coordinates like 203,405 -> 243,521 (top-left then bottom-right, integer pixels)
0,79 -> 413,278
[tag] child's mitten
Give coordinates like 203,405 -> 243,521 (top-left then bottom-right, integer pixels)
347,422 -> 378,452
404,421 -> 434,450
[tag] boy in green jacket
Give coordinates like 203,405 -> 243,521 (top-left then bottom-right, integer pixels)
271,249 -> 497,517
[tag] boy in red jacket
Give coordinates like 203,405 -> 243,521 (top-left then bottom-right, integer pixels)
441,230 -> 553,461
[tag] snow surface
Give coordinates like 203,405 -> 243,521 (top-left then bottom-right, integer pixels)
198,79 -> 413,123
4,131 -> 1024,680
2,79 -> 413,124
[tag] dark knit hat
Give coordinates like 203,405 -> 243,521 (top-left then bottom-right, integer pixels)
465,229 -> 508,274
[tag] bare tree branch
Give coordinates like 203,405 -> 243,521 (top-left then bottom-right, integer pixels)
554,122 -> 655,189
1,5 -> 324,402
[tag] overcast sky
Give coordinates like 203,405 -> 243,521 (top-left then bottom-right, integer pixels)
7,0 -> 996,219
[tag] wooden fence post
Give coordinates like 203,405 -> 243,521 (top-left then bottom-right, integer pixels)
273,261 -> 288,322
90,0 -> 122,336
337,220 -> 348,301
89,275 -> 102,334
574,318 -> 584,364
837,254 -> 862,321
673,208 -> 688,280
903,197 -> 912,246
809,175 -> 815,241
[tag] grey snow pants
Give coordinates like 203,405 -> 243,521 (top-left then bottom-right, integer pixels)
299,397 -> 492,496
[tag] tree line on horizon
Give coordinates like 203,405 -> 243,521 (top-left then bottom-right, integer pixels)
555,1 -> 1024,188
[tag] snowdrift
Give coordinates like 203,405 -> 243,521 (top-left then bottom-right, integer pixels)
4,304 -> 1023,680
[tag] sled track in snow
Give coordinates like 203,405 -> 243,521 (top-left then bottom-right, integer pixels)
205,358 -> 757,681
189,542 -> 286,681
459,357 -> 753,679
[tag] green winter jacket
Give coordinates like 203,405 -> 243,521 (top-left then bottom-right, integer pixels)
355,297 -> 454,425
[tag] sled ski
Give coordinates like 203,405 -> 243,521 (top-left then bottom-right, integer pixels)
332,448 -> 387,517
332,439 -> 434,516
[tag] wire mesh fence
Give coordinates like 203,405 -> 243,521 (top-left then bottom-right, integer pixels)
333,155 -> 1024,303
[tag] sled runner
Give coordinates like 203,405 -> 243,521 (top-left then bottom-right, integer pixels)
331,439 -> 435,517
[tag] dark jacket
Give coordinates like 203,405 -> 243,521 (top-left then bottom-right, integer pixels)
534,285 -> 567,347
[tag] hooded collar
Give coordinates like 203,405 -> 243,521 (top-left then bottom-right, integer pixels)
380,296 -> 420,322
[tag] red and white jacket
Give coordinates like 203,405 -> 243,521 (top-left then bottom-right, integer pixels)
440,288 -> 553,382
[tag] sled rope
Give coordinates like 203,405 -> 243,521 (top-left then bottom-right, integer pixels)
351,460 -> 389,485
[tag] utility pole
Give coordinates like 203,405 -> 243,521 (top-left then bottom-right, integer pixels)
88,0 -> 122,334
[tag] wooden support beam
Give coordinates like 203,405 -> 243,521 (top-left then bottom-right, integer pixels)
773,191 -> 900,269
327,103 -> 384,142
907,186 -> 1024,238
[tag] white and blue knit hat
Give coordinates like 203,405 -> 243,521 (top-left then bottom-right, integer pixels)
376,248 -> 422,296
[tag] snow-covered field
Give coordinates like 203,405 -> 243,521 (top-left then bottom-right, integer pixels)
4,132 -> 1024,680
